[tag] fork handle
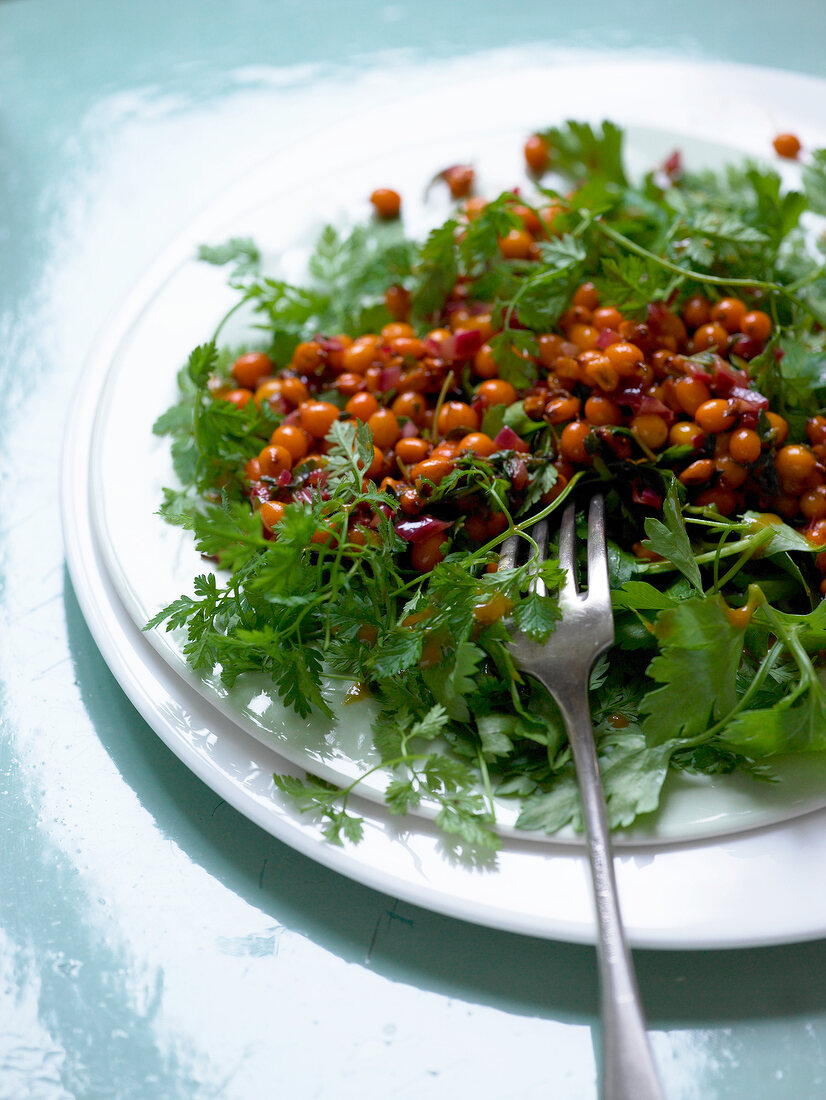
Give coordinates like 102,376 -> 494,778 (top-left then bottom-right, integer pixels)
552,682 -> 664,1100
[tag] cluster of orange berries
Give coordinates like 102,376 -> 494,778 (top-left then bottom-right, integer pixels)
215,140 -> 825,579
216,270 -> 826,579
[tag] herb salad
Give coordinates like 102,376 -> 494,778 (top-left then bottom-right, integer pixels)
149,121 -> 826,851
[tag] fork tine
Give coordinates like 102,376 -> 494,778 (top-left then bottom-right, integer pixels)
498,531 -> 519,571
585,495 -> 611,610
558,501 -> 579,601
528,518 -> 549,596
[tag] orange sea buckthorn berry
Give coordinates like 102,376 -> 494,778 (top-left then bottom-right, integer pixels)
437,401 -> 479,436
259,500 -> 286,531
473,591 -> 514,624
394,366 -> 427,394
560,305 -> 592,330
544,395 -> 581,424
773,132 -> 802,159
592,306 -> 623,331
473,343 -> 499,379
443,164 -> 475,198
695,398 -> 738,434
800,485 -> 826,520
674,377 -> 712,417
668,420 -> 706,448
537,333 -> 564,367
368,408 -> 401,450
394,436 -> 430,465
244,457 -> 262,481
631,414 -> 669,450
231,351 -> 274,389
254,378 -> 283,407
729,427 -> 762,465
522,393 -> 548,420
410,531 -> 448,572
281,377 -> 309,406
604,341 -> 645,377
463,196 -> 488,221
391,391 -> 427,424
458,432 -> 497,456
511,203 -> 542,235
572,282 -> 600,310
580,355 -> 618,393
710,298 -> 747,334
554,355 -> 582,382
270,424 -> 310,463
807,415 -> 826,445
476,378 -> 518,408
223,387 -> 253,408
384,284 -> 411,321
695,486 -> 738,515
679,459 -> 715,485
291,340 -> 325,373
257,443 -> 292,478
681,293 -> 712,329
341,339 -> 378,375
584,395 -> 623,427
326,334 -> 353,371
766,411 -> 789,444
498,229 -> 535,259
741,310 -> 772,342
524,133 -> 550,174
775,443 -> 817,482
568,323 -> 600,351
381,322 -> 415,341
559,420 -> 593,463
390,336 -> 426,360
370,188 -> 401,219
714,431 -> 732,457
430,441 -> 460,463
299,400 -> 340,438
345,391 -> 379,421
335,372 -> 366,396
632,542 -> 663,562
538,203 -> 564,234
410,456 -> 454,486
715,455 -> 749,489
692,322 -> 729,353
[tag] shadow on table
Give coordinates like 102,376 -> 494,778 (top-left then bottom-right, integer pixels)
64,569 -> 826,1030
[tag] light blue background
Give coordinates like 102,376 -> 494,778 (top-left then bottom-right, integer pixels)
3,2 -> 826,1097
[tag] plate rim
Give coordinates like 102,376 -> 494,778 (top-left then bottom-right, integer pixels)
62,54 -> 826,948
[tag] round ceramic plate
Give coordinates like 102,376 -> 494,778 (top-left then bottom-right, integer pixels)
64,57 -> 826,946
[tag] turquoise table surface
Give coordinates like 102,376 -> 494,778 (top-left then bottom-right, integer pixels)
4,2 -> 826,1097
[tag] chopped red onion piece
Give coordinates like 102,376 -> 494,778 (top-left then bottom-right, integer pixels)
595,328 -> 621,348
379,364 -> 403,391
632,482 -> 663,508
394,516 -> 452,542
711,357 -> 749,395
729,336 -> 764,362
494,425 -> 530,453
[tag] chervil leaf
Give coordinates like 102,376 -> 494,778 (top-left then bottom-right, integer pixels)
802,148 -> 826,217
540,119 -> 628,187
640,597 -> 746,744
723,684 -> 826,755
642,479 -> 703,591
198,237 -> 261,279
512,590 -> 561,642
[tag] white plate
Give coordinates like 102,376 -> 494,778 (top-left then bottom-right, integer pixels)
63,57 -> 826,947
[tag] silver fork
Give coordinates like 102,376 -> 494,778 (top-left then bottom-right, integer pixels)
500,494 -> 664,1100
